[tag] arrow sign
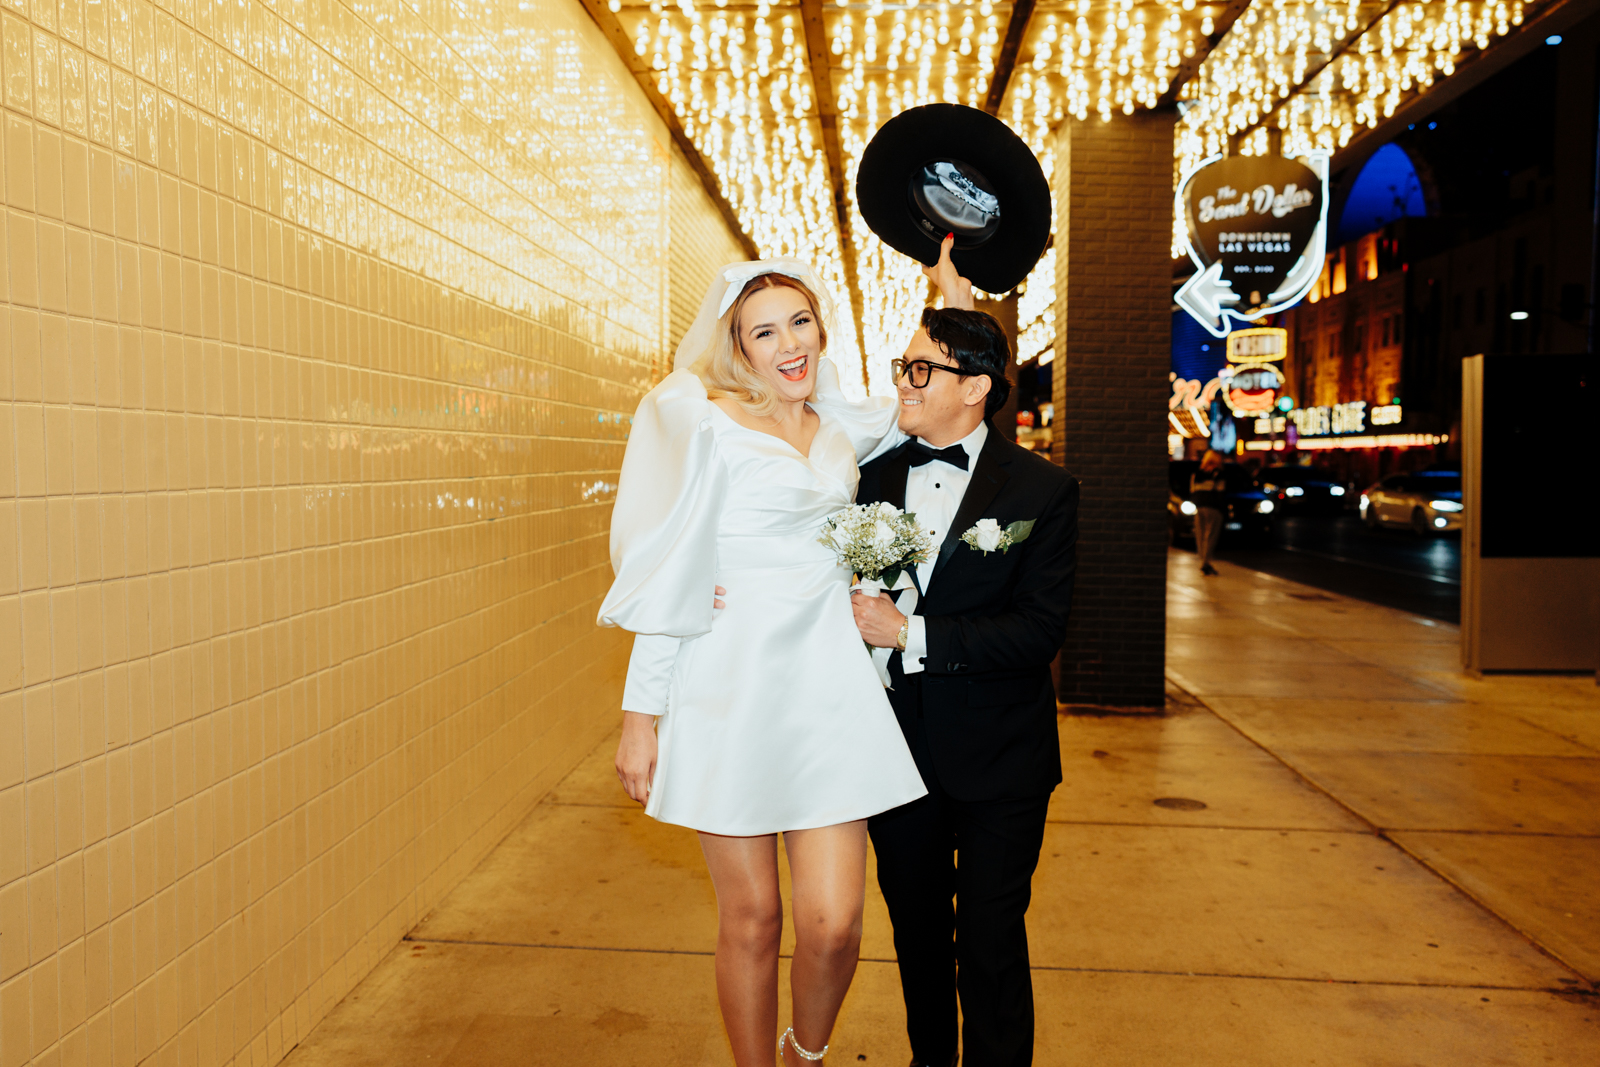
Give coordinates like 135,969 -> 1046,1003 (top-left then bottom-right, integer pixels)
1176,261 -> 1239,338
1173,151 -> 1329,335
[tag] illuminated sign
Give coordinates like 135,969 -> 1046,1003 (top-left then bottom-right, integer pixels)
1226,327 -> 1287,363
1250,432 -> 1446,452
1168,372 -> 1224,438
1252,401 -> 1406,441
1174,153 -> 1330,338
1291,401 -> 1366,436
1287,400 -> 1404,436
1221,327 -> 1286,416
1224,364 -> 1283,416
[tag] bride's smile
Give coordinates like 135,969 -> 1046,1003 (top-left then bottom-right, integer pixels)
738,286 -> 821,402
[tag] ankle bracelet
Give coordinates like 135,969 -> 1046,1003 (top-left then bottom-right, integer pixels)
780,1026 -> 828,1062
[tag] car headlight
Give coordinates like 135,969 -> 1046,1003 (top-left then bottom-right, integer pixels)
1330,486 -> 1346,497
1256,500 -> 1275,514
1433,516 -> 1448,528
1179,500 -> 1198,516
1285,486 -> 1304,497
1430,499 -> 1463,513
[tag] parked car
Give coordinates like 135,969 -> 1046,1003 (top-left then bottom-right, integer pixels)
1169,461 -> 1274,544
1360,470 -> 1463,535
1253,464 -> 1350,516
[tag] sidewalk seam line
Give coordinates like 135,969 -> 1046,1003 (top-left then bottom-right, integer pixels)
400,936 -> 1584,995
1165,670 -> 1596,990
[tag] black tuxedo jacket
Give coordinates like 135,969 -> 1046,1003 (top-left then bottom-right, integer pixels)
857,429 -> 1080,802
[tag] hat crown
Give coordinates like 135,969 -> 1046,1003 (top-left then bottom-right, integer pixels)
911,160 -> 1002,248
855,103 -> 1050,293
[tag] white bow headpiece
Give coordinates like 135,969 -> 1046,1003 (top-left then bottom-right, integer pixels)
673,257 -> 841,372
715,262 -> 811,318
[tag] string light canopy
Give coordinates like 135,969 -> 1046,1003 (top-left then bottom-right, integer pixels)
1175,0 -> 1540,169
603,0 -> 1556,388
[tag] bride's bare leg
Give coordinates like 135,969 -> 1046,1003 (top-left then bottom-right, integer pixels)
699,832 -> 783,1066
782,820 -> 869,1065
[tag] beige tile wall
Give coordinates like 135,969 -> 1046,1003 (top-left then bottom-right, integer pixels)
666,143 -> 745,370
0,0 -> 744,1063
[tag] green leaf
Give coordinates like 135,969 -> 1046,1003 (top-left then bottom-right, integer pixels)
881,565 -> 903,588
1005,518 -> 1036,542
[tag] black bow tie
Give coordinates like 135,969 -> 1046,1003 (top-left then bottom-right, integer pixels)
907,440 -> 970,471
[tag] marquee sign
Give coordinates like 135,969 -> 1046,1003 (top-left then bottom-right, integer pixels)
1221,326 -> 1287,417
1175,152 -> 1330,338
1223,364 -> 1284,417
1286,400 -> 1403,436
1226,327 -> 1287,364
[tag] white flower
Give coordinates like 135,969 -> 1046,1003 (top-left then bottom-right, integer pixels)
818,502 -> 934,583
971,518 -> 1004,552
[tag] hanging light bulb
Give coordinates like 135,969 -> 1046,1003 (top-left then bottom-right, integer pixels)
614,0 -> 1555,392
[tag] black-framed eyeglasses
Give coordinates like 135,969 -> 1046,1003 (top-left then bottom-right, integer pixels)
891,358 -> 968,388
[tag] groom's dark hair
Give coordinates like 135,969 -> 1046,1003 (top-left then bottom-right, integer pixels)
920,307 -> 1013,417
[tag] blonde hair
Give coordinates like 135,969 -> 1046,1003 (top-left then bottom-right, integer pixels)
694,273 -> 828,418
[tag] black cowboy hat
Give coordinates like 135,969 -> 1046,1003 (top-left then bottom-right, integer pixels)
855,103 -> 1051,294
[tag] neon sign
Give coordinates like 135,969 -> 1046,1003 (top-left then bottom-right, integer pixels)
1174,153 -> 1330,339
1221,327 -> 1287,417
1288,400 -> 1386,437
1226,327 -> 1287,363
1168,372 -> 1222,439
1225,365 -> 1283,416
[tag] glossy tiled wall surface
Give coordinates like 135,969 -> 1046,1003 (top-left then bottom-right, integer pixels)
665,143 -> 743,373
0,0 -> 740,1062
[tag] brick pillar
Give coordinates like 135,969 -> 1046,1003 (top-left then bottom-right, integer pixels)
1051,111 -> 1176,710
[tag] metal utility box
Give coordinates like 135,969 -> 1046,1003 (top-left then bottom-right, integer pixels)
1461,354 -> 1599,672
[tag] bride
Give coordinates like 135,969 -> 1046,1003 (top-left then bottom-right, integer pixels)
599,257 -> 958,1065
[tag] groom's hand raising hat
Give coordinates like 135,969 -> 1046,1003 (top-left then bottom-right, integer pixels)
923,234 -> 976,311
855,103 -> 1052,295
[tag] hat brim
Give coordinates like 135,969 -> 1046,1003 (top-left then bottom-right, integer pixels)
855,104 -> 1052,294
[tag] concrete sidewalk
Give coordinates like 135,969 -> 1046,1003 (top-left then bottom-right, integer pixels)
283,550 -> 1598,1066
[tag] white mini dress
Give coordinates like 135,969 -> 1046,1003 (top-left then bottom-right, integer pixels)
597,361 -> 927,836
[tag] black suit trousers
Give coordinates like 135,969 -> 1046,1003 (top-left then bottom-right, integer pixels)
868,681 -> 1051,1067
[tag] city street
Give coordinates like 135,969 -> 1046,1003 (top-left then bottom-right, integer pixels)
1193,514 -> 1462,623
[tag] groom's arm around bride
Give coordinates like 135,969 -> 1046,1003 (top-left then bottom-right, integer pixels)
851,296 -> 1077,1067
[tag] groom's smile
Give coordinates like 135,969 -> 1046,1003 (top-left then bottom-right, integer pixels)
893,328 -> 991,445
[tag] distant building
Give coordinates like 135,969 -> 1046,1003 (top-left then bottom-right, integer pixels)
1213,25 -> 1595,487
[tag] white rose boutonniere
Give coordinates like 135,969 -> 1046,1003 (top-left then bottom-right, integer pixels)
960,517 -> 1036,556
970,518 -> 1004,552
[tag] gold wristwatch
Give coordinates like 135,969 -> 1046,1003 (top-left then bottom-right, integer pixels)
896,619 -> 909,651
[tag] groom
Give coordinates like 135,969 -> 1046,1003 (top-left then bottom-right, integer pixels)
851,268 -> 1079,1067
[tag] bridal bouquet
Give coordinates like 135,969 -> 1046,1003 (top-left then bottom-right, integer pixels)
818,502 -> 935,592
820,502 -> 934,688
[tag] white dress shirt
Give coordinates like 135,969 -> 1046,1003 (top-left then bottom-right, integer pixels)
899,420 -> 988,674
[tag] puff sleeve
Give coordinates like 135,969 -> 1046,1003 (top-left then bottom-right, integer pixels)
598,370 -> 727,712
808,357 -> 907,466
